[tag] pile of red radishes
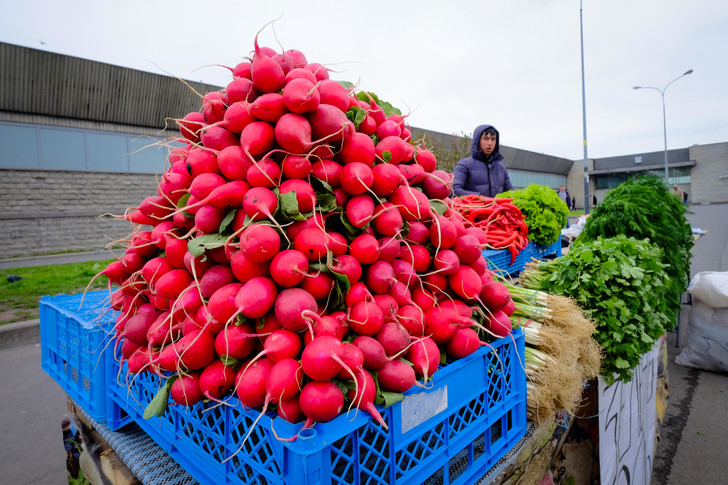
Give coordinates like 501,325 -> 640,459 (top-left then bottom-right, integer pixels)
98,36 -> 517,433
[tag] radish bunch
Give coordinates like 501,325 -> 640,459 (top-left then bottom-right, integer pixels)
98,35 -> 516,433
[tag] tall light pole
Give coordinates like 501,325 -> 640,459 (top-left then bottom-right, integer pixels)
579,0 -> 590,213
633,69 -> 693,182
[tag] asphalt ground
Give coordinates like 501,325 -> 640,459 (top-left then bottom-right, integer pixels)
0,203 -> 725,484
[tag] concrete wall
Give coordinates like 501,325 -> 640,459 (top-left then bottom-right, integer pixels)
0,170 -> 156,258
689,143 -> 728,204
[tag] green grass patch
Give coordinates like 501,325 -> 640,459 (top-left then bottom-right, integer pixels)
0,260 -> 115,325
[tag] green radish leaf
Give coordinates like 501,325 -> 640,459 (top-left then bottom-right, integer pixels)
188,233 -> 227,258
176,192 -> 191,209
430,200 -> 448,217
345,106 -> 368,130
279,190 -> 306,221
336,80 -> 355,90
143,378 -> 175,419
219,209 -> 236,234
379,391 -> 405,408
310,177 -> 338,212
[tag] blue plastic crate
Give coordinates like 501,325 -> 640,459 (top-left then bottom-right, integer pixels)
530,240 -> 562,259
108,329 -> 526,485
482,243 -> 533,276
40,290 -> 132,430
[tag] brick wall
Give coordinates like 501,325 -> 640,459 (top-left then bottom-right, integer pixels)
0,170 -> 158,258
689,143 -> 728,204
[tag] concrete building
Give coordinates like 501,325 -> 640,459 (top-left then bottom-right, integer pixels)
1,42 -> 725,259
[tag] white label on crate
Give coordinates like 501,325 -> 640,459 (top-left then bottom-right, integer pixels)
400,385 -> 448,434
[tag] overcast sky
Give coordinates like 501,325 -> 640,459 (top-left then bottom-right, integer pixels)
2,0 -> 726,161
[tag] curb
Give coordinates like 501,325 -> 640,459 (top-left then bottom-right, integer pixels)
0,319 -> 41,351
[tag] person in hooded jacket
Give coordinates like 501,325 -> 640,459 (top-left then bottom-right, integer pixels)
452,124 -> 513,198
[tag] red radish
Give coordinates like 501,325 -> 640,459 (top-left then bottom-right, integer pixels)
264,357 -> 304,405
274,113 -> 312,154
194,205 -> 227,235
274,288 -> 318,333
155,269 -> 193,301
201,125 -> 239,151
215,321 -> 257,361
346,369 -> 388,429
502,298 -> 516,317
301,272 -> 334,300
392,259 -> 419,288
240,224 -> 281,263
375,136 -> 408,165
126,347 -> 155,374
285,49 -> 308,68
375,321 -> 411,358
377,119 -> 401,139
235,357 -> 274,409
486,310 -> 512,338
397,163 -> 426,186
399,244 -> 431,273
305,62 -> 330,81
329,254 -> 362,286
293,226 -> 331,261
146,311 -> 179,348
373,294 -> 399,323
278,396 -> 304,423
377,237 -> 401,262
453,235 -> 484,265
270,249 -> 309,287
424,303 -> 472,344
170,372 -> 204,406
406,337 -> 440,381
301,335 -> 355,381
414,149 -> 437,172
317,79 -> 350,112
158,172 -> 191,205
389,185 -> 432,222
285,67 -> 317,84
223,101 -> 256,134
352,335 -> 388,370
391,280 -> 415,307
141,256 -> 174,286
348,299 -> 385,336
157,329 -> 216,372
429,215 -> 458,249
448,265 -> 484,302
282,78 -> 320,114
309,103 -> 350,142
138,195 -> 175,223
178,111 -> 206,143
240,121 -> 276,157
371,163 -> 401,197
311,159 -> 342,187
249,93 -> 286,123
432,249 -> 460,275
246,159 -> 281,188
372,202 -> 404,237
446,327 -> 482,359
340,131 -> 376,167
234,276 -> 278,319
251,38 -> 286,93
327,232 -> 349,257
345,282 -> 374,308
229,250 -> 270,283
397,304 -> 426,336
123,309 -> 162,346
207,283 -> 244,328
340,162 -> 374,195
422,170 -> 453,199
199,359 -> 237,400
226,77 -> 257,104
184,251 -> 215,279
365,260 -> 397,294
480,280 -> 512,311
279,179 -> 316,213
185,148 -> 219,177
202,91 -> 226,124
377,360 -> 417,393
335,342 -> 365,379
346,195 -> 375,228
298,381 -> 345,428
349,233 -> 380,265
281,155 -> 312,179
404,221 -> 430,245
243,186 -> 279,222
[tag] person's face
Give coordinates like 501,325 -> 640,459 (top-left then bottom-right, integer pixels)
559,185 -> 565,192
479,132 -> 497,155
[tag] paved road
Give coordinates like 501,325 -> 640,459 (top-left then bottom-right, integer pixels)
0,203 -> 726,484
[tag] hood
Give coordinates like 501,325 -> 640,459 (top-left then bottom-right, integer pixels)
471,124 -> 501,163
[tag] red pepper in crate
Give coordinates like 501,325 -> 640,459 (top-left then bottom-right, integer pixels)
449,195 -> 529,263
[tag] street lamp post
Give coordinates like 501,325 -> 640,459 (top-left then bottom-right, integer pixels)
633,69 -> 693,182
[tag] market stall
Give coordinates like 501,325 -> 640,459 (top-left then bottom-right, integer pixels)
38,30 -> 692,485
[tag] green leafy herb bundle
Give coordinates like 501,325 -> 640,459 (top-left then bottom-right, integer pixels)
499,184 -> 568,246
578,175 -> 692,329
520,234 -> 671,384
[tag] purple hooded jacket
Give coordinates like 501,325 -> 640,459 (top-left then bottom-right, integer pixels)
452,124 -> 513,198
